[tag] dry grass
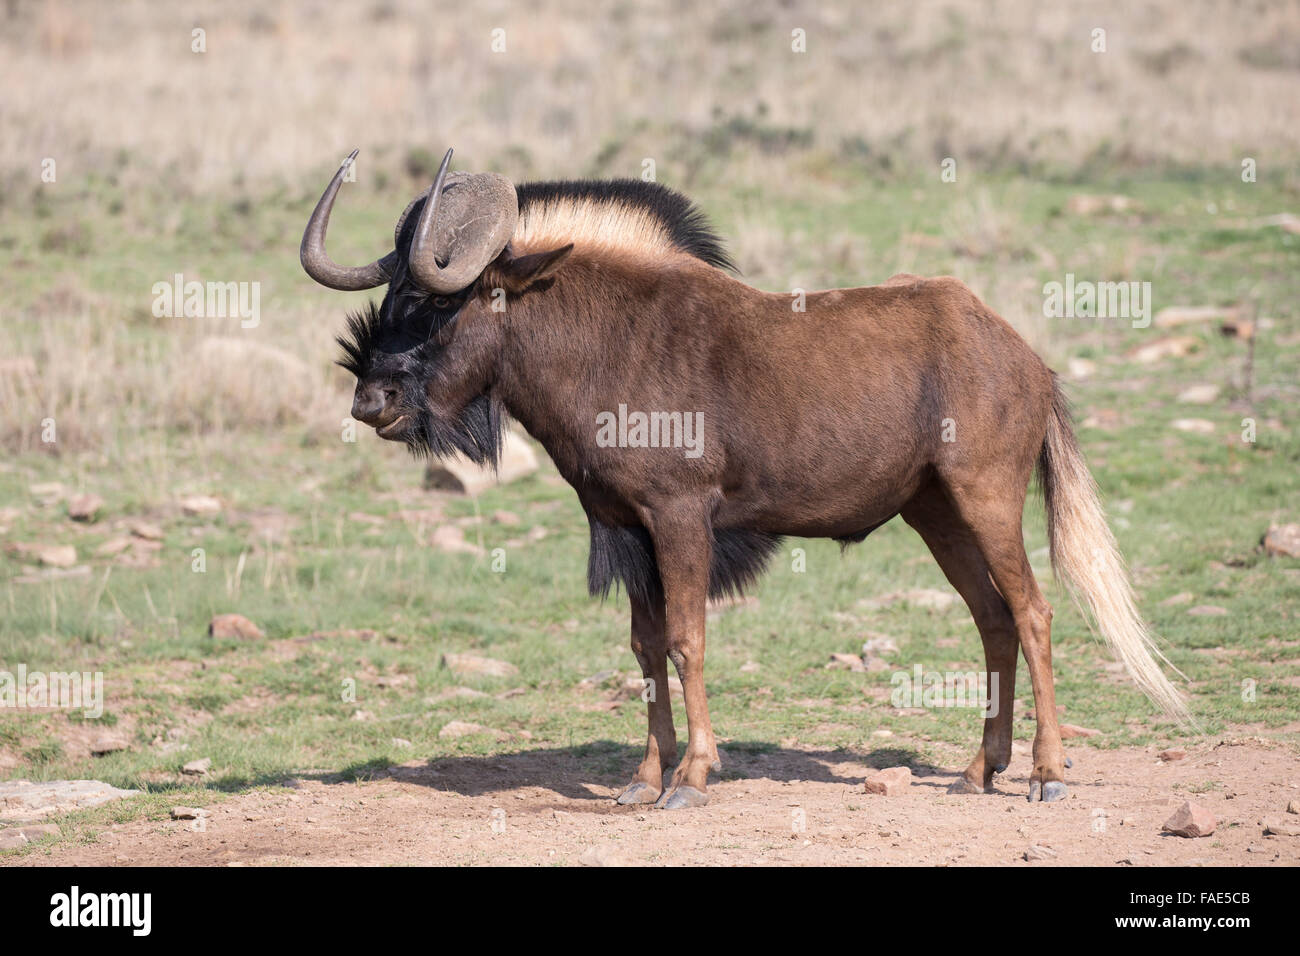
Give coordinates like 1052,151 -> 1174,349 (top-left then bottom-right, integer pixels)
2,0 -> 1298,193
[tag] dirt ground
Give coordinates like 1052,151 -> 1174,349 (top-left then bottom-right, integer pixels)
7,736 -> 1299,867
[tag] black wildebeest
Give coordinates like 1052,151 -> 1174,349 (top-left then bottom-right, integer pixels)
302,148 -> 1187,809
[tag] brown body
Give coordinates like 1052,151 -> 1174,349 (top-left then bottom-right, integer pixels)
302,159 -> 1186,810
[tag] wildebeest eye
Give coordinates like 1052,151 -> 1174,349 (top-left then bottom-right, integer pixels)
432,296 -> 452,309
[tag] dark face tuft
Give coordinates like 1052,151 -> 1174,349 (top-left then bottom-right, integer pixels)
335,279 -> 503,464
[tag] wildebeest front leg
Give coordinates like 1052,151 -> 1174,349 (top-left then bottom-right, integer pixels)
616,592 -> 678,805
647,509 -> 718,809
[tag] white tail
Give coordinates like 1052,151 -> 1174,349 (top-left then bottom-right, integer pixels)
1039,384 -> 1191,722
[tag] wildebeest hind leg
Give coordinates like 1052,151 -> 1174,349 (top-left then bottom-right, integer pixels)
902,484 -> 1018,793
617,592 -> 678,805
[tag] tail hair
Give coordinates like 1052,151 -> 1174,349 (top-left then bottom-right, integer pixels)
1039,379 -> 1191,723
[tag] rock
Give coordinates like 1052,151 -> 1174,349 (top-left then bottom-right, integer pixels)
1263,524 -> 1300,559
95,536 -> 134,557
6,542 -> 78,568
0,824 -> 61,850
169,806 -> 209,820
182,758 -> 212,776
424,428 -> 539,496
1066,194 -> 1134,215
492,510 -> 521,526
1066,358 -> 1096,380
739,660 -> 761,673
179,495 -> 222,516
864,766 -> 912,796
1059,724 -> 1100,739
827,653 -> 866,672
429,524 -> 484,556
1263,817 -> 1300,837
579,844 -> 629,867
1024,844 -> 1058,861
391,738 -> 413,749
862,634 -> 899,656
67,493 -> 105,522
1154,305 -> 1242,329
1171,418 -> 1215,434
208,613 -> 264,640
1187,605 -> 1228,616
1220,318 -> 1255,340
1176,384 -> 1220,405
440,652 -> 518,679
1162,800 -> 1216,838
1159,592 -> 1194,607
1289,800 -> 1300,815
578,669 -> 620,687
127,520 -> 164,541
89,732 -> 131,756
1158,748 -> 1187,762
430,686 -> 490,701
1128,336 -> 1201,365
439,720 -> 489,740
0,780 -> 141,821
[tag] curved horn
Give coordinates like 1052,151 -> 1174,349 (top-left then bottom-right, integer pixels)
301,149 -> 398,291
407,148 -> 518,294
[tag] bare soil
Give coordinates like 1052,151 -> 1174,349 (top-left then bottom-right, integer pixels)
8,737 -> 1299,867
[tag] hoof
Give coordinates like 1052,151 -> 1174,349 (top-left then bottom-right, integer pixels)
615,782 -> 661,805
655,786 -> 709,810
1028,780 -> 1069,803
948,778 -> 985,795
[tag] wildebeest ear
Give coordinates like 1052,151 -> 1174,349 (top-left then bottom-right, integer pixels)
494,243 -> 574,293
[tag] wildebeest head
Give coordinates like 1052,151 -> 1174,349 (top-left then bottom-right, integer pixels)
302,148 -> 572,463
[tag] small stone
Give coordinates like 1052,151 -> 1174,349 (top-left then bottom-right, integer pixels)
430,524 -> 484,555
1024,844 -> 1058,861
89,732 -> 131,756
739,660 -> 760,673
440,652 -> 518,679
864,766 -> 912,796
128,520 -> 164,541
439,720 -> 488,739
1176,384 -> 1220,405
1263,817 -> 1300,837
1159,592 -> 1194,606
827,653 -> 866,672
579,844 -> 628,867
1066,358 -> 1096,380
1158,748 -> 1187,762
492,510 -> 521,526
67,493 -> 105,522
182,758 -> 212,776
1162,800 -> 1216,838
1059,724 -> 1100,739
1128,336 -> 1201,365
1187,605 -> 1228,617
1263,524 -> 1300,559
391,738 -> 413,748
1171,418 -> 1215,434
1288,800 -> 1300,815
208,613 -> 264,640
169,806 -> 209,820
180,495 -> 222,516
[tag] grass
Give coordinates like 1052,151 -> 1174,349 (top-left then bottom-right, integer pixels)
1,3 -> 1299,856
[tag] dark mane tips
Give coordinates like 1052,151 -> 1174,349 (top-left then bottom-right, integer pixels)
336,301 -> 383,378
514,179 -> 736,273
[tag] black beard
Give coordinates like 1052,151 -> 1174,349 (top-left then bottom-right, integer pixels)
402,392 -> 505,467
